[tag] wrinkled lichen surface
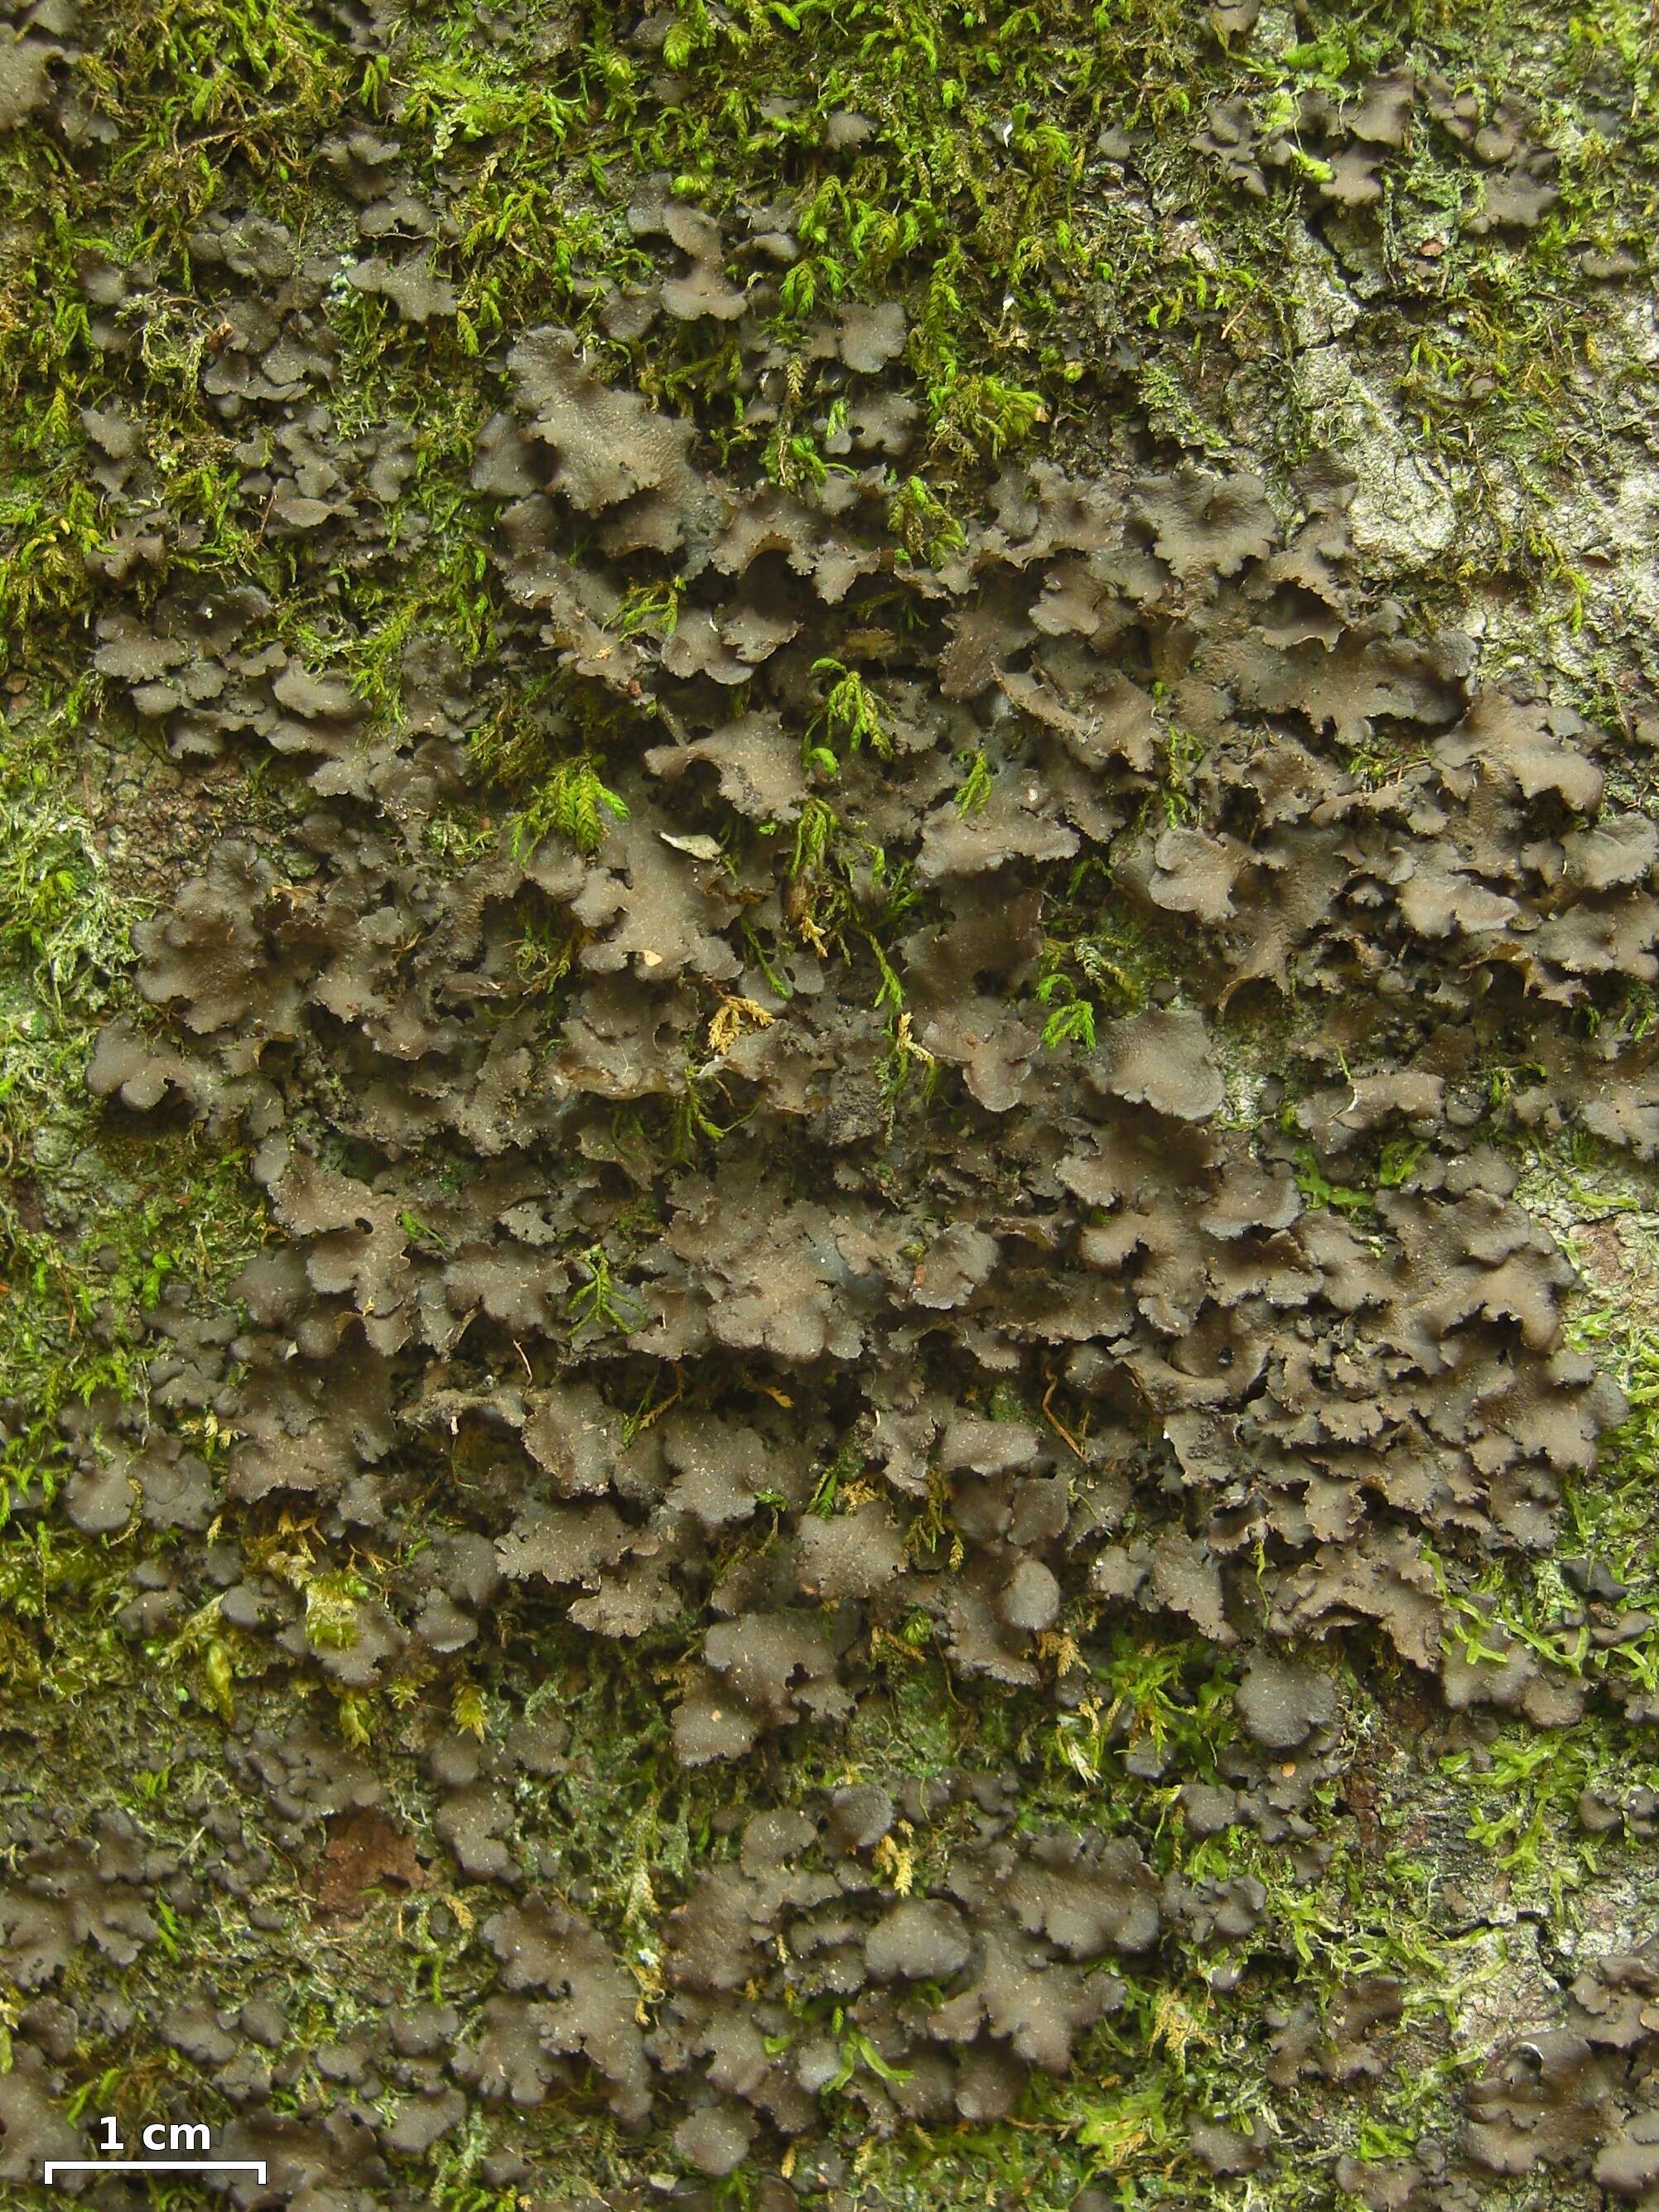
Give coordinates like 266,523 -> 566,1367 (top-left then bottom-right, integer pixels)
4,2 -> 1659,2209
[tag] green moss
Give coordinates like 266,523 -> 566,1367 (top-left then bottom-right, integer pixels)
84,0 -> 353,221
1034,865 -> 1172,1045
0,1525 -> 137,1718
0,701 -> 268,1728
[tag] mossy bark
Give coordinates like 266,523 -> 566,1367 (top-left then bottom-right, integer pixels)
2,4 -> 1658,2208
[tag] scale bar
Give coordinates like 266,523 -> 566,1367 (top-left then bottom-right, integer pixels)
43,2164 -> 268,2182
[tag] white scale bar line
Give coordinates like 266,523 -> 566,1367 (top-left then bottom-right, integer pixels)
43,2163 -> 268,2181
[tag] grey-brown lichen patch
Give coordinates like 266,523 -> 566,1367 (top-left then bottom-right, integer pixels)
66,269 -> 1658,2163
3,0 -> 1659,2203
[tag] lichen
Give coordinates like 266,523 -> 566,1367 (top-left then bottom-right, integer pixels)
2,2 -> 1659,2207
